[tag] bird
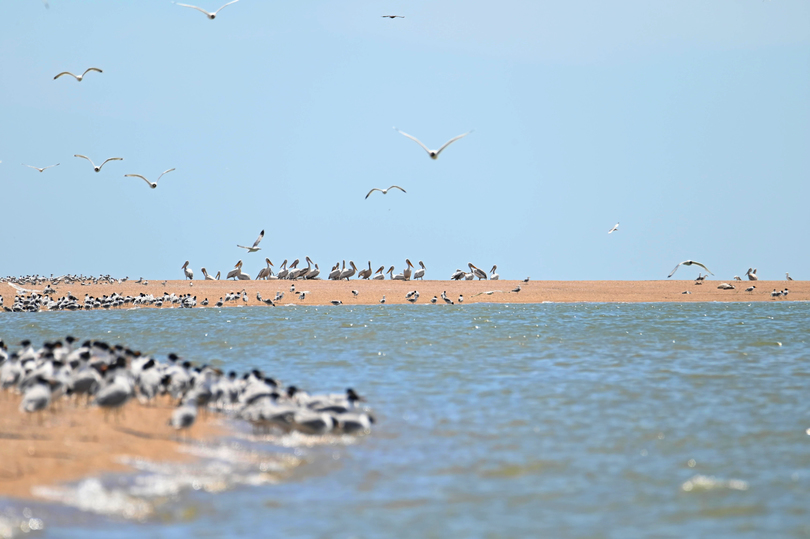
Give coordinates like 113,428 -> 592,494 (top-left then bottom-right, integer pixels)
175,0 -> 239,19
182,261 -> 194,280
786,272 -> 793,281
53,68 -> 102,82
169,401 -> 197,433
458,295 -> 464,304
489,265 -> 500,280
745,286 -> 756,293
74,155 -> 122,172
365,185 -> 406,199
608,222 -> 619,234
746,268 -> 758,281
468,263 -> 487,280
413,261 -> 426,280
331,300 -> 343,306
394,128 -> 473,160
23,163 -> 59,173
237,229 -> 264,253
523,277 -> 530,283
125,168 -> 175,189
379,295 -> 386,304
352,290 -> 359,298
201,267 -> 217,281
667,260 -> 713,278
382,15 -> 404,18
511,285 -> 521,293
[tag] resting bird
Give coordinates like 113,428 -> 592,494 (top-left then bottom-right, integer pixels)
668,260 -> 713,278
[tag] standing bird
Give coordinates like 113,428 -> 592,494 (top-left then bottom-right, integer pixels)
379,295 -> 386,304
182,261 -> 194,280
608,222 -> 619,234
53,68 -> 102,82
786,272 -> 794,281
170,400 -> 198,434
746,268 -> 758,281
366,186 -> 406,199
237,229 -> 264,253
23,163 -> 59,173
175,0 -> 239,19
458,295 -> 464,304
667,260 -> 713,278
394,128 -> 473,160
413,261 -> 426,280
468,263 -> 487,280
74,154 -> 123,172
489,265 -> 500,280
331,300 -> 343,306
403,259 -> 415,281
745,286 -> 756,293
125,168 -> 175,189
339,261 -> 358,280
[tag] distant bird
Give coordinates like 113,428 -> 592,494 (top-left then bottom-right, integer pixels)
352,290 -> 359,297
182,260 -> 194,280
53,68 -> 102,81
745,286 -> 756,293
668,260 -> 713,278
365,185 -> 406,199
608,222 -> 619,234
169,401 -> 197,433
717,283 -> 735,290
382,15 -> 404,18
331,300 -> 343,306
23,163 -> 59,173
786,272 -> 793,281
511,285 -> 521,293
489,265 -> 499,280
682,290 -> 691,295
237,229 -> 264,253
74,154 -> 122,172
125,168 -> 175,189
746,268 -> 758,281
733,276 -> 742,281
413,261 -> 426,280
523,277 -> 530,283
394,128 -> 473,160
431,296 -> 437,304
379,295 -> 386,304
458,295 -> 464,304
175,0 -> 239,19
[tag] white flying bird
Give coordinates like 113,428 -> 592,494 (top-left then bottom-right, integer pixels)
394,128 -> 473,160
237,229 -> 264,252
124,168 -> 175,189
175,0 -> 238,19
53,68 -> 102,81
668,260 -> 714,278
74,154 -> 122,172
382,15 -> 404,18
365,185 -> 406,199
23,163 -> 59,172
608,222 -> 619,234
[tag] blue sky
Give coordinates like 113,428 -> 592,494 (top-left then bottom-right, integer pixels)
1,0 -> 808,281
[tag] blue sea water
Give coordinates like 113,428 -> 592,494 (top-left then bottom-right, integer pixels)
1,302 -> 809,538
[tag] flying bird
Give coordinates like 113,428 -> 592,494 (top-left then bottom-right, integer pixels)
175,0 -> 238,19
53,68 -> 102,82
608,222 -> 619,234
237,229 -> 264,253
667,260 -> 714,278
382,15 -> 404,18
124,168 -> 175,189
394,128 -> 473,160
74,154 -> 122,172
23,163 -> 59,172
365,185 -> 406,199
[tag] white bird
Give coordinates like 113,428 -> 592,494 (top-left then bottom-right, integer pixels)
403,259 -> 414,281
201,267 -> 218,281
331,300 -> 343,306
53,68 -> 102,81
257,258 -> 274,280
380,295 -> 386,304
339,261 -> 357,280
413,261 -> 426,280
371,266 -> 385,280
366,185 -> 406,199
74,155 -> 122,172
489,265 -> 499,280
746,268 -> 759,281
175,0 -> 238,19
667,260 -> 713,278
125,168 -> 175,189
786,272 -> 794,281
170,401 -> 197,432
394,128 -> 473,160
23,163 -> 59,172
182,260 -> 194,280
608,222 -> 619,234
237,229 -> 264,252
382,15 -> 404,18
745,286 -> 756,292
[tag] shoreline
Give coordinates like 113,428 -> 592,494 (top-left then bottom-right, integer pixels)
4,279 -> 805,308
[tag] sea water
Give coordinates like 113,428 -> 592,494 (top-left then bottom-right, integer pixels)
1,302 -> 809,538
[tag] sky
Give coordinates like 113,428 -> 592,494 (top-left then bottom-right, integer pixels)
0,0 -> 808,281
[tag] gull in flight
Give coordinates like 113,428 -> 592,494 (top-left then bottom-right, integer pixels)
23,163 -> 59,173
382,15 -> 404,18
74,154 -> 122,172
608,222 -> 619,234
394,128 -> 473,160
54,68 -> 102,82
668,260 -> 714,278
366,185 -> 406,199
237,229 -> 264,253
124,168 -> 175,189
175,0 -> 238,19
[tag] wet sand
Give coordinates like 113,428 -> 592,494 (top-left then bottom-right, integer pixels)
7,278 -> 805,307
0,395 -> 224,500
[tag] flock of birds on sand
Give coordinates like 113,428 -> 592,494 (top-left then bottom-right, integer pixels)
1,337 -> 375,436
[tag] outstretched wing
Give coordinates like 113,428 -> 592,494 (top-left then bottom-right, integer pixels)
365,188 -> 382,199
155,168 -> 176,184
388,185 -> 406,194
435,130 -> 473,157
214,0 -> 239,15
82,67 -> 103,77
74,154 -> 95,167
692,261 -> 714,275
667,263 -> 683,278
395,128 -> 432,155
53,72 -> 78,80
252,229 -> 265,248
176,3 -> 212,16
125,174 -> 153,187
99,157 -> 123,169
237,245 -> 250,251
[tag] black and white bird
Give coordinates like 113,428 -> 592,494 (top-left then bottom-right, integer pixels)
608,222 -> 619,234
331,300 -> 343,306
365,185 -> 406,199
175,0 -> 239,19
394,128 -> 473,160
382,15 -> 404,18
74,154 -> 122,172
54,68 -> 102,82
237,229 -> 264,253
125,168 -> 175,189
668,260 -> 713,278
745,286 -> 756,293
379,295 -> 386,304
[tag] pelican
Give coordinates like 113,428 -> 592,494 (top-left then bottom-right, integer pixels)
394,128 -> 473,160
23,163 -> 59,173
182,261 -> 194,280
413,261 -> 426,280
372,266 -> 385,280
786,272 -> 793,281
305,257 -> 320,279
227,260 -> 244,280
489,265 -> 499,280
175,0 -> 239,19
450,269 -> 465,280
608,222 -> 619,234
386,266 -> 404,280
327,262 -> 341,281
357,261 -> 373,280
667,260 -> 713,278
74,155 -> 122,172
340,261 -> 357,280
237,229 -> 264,253
53,67 -> 102,81
276,260 -> 289,280
257,258 -> 274,280
403,259 -> 414,281
382,15 -> 404,18
746,268 -> 758,281
124,168 -> 175,189
468,263 -> 487,280
365,186 -> 406,199
201,267 -> 217,281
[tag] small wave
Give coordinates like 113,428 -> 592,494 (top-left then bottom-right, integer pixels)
681,474 -> 749,492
